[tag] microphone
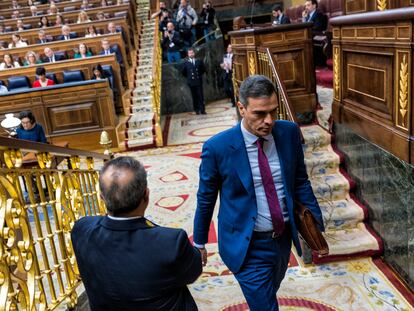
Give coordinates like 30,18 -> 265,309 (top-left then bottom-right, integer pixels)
249,0 -> 256,28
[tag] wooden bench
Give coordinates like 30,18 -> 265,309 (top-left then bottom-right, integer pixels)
0,33 -> 130,72
0,17 -> 136,59
0,54 -> 125,113
0,79 -> 118,150
0,3 -> 136,39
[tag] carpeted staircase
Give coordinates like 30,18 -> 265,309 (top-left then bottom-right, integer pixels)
122,1 -> 157,149
300,87 -> 383,264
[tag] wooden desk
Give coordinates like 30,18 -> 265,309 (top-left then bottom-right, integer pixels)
0,33 -> 130,72
0,54 -> 125,113
331,8 -> 414,164
0,80 -> 118,150
229,22 -> 317,115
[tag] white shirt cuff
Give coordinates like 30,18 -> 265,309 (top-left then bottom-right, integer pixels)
193,242 -> 205,249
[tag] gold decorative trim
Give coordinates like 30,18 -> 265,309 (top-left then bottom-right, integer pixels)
248,52 -> 256,76
333,47 -> 340,100
398,54 -> 408,128
377,0 -> 387,10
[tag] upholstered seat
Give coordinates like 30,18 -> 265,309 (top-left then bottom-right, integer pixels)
45,73 -> 59,84
7,76 -> 31,91
62,70 -> 84,83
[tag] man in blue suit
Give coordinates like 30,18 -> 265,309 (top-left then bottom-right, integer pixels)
193,75 -> 324,311
72,156 -> 202,311
99,38 -> 123,64
302,0 -> 327,32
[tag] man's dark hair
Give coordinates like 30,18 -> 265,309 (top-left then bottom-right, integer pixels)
36,66 -> 46,76
238,75 -> 277,107
19,110 -> 36,124
272,4 -> 283,12
187,47 -> 195,53
99,156 -> 147,215
306,0 -> 318,8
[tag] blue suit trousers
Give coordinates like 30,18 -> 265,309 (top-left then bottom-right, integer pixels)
233,229 -> 291,311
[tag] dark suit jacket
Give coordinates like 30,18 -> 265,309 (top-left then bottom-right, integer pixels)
307,10 -> 327,32
72,216 -> 202,311
36,38 -> 52,44
280,14 -> 291,24
181,58 -> 205,87
162,31 -> 181,52
194,121 -> 324,273
99,48 -> 122,64
57,33 -> 78,41
42,53 -> 66,63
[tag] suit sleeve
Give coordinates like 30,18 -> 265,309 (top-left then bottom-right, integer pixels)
293,125 -> 325,231
172,230 -> 202,285
193,140 -> 220,244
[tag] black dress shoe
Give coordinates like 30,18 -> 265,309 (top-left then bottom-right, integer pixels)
201,111 -> 207,115
196,111 -> 201,115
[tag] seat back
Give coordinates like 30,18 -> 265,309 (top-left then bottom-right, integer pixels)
8,76 -> 30,91
63,6 -> 76,12
101,65 -> 114,88
63,70 -> 84,83
45,72 -> 58,84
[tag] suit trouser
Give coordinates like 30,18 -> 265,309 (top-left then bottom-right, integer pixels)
223,78 -> 235,106
189,85 -> 205,113
233,227 -> 291,311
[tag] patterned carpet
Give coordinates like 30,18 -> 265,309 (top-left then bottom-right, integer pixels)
122,93 -> 414,310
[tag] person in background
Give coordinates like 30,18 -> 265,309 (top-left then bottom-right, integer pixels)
77,10 -> 92,23
58,25 -> 78,40
8,33 -> 28,48
74,43 -> 92,58
162,22 -> 182,63
30,5 -> 41,17
10,0 -> 21,9
91,64 -> 106,80
55,14 -> 64,27
200,0 -> 216,41
16,19 -> 24,32
24,51 -> 42,66
38,16 -> 51,28
37,30 -> 51,44
272,4 -> 290,25
96,11 -> 106,21
302,0 -> 326,32
107,22 -> 119,34
71,156 -> 202,310
182,48 -> 206,115
176,0 -> 198,48
42,47 -> 66,63
99,39 -> 122,63
158,10 -> 173,33
80,0 -> 92,10
48,3 -> 58,14
0,24 -> 5,34
11,10 -> 20,20
101,0 -> 109,6
85,25 -> 100,37
0,81 -> 8,94
151,1 -> 168,19
16,111 -> 47,143
0,54 -> 20,69
220,44 -> 235,107
33,66 -> 55,88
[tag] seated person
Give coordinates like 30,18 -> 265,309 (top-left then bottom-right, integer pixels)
71,156 -> 202,311
96,11 -> 106,21
33,66 -> 55,87
55,14 -> 64,27
30,5 -> 41,17
24,51 -> 42,66
272,4 -> 290,25
0,24 -> 5,34
37,30 -> 52,44
57,25 -> 78,41
11,0 -> 21,9
16,110 -> 47,143
74,43 -> 92,58
77,10 -> 92,23
80,0 -> 92,10
0,81 -> 8,94
302,0 -> 327,32
38,16 -> 51,28
85,25 -> 100,37
42,47 -> 66,63
100,0 -> 109,6
8,33 -> 28,48
48,3 -> 58,15
91,64 -> 106,80
99,39 -> 122,64
16,19 -> 24,32
0,53 -> 20,69
107,22 -> 119,34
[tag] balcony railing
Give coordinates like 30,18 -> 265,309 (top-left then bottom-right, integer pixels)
0,137 -> 109,310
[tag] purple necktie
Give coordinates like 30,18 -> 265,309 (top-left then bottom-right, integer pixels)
256,137 -> 285,235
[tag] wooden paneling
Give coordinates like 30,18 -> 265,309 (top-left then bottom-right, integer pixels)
332,9 -> 414,164
229,23 -> 317,114
0,81 -> 118,150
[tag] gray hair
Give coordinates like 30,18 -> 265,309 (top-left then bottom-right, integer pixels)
99,156 -> 147,215
238,75 -> 277,107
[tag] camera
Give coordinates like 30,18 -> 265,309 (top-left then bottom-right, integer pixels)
168,30 -> 172,34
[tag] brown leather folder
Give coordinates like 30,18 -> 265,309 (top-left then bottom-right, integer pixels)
294,200 -> 329,256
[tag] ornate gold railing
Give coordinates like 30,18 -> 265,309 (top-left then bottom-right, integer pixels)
151,17 -> 163,147
0,137 -> 109,310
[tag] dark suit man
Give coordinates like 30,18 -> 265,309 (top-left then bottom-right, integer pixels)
99,39 -> 123,64
182,48 -> 206,114
272,4 -> 291,25
193,75 -> 324,311
42,47 -> 66,63
220,44 -> 235,106
302,0 -> 327,32
72,156 -> 202,311
57,25 -> 78,41
36,30 -> 51,44
162,22 -> 182,63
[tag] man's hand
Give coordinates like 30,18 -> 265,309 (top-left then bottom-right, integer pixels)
197,247 -> 208,266
302,10 -> 308,18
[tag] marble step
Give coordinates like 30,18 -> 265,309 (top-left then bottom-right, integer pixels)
302,125 -> 331,153
125,137 -> 154,149
305,146 -> 340,177
126,126 -> 154,141
131,96 -> 152,106
318,198 -> 365,230
127,113 -> 154,128
130,104 -> 153,114
310,173 -> 351,201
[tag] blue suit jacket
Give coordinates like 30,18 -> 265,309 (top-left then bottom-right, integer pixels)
194,121 -> 324,273
72,216 -> 202,311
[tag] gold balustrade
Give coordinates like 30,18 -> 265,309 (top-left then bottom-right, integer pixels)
0,137 -> 109,310
152,16 -> 163,147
